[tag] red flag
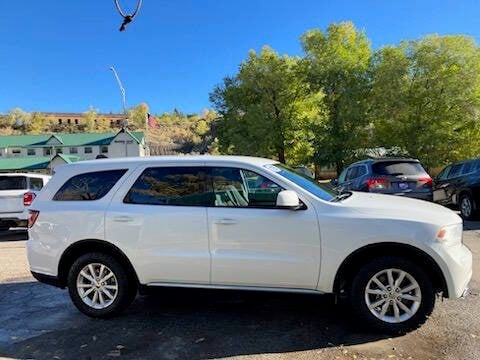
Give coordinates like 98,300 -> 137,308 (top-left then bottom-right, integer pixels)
147,113 -> 158,128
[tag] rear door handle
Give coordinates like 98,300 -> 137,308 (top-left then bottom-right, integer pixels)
214,218 -> 237,225
113,216 -> 134,223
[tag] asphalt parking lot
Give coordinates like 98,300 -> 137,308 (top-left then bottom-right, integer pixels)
0,223 -> 479,360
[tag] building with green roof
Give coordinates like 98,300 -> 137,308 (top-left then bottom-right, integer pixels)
0,129 -> 147,173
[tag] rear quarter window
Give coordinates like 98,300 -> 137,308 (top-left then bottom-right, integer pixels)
372,161 -> 426,176
53,169 -> 127,201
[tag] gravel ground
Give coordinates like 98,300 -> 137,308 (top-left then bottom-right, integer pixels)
0,225 -> 479,360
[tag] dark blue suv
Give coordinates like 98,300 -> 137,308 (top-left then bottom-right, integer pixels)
433,158 -> 480,219
332,158 -> 433,201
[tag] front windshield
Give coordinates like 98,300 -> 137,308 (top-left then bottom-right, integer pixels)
264,164 -> 336,201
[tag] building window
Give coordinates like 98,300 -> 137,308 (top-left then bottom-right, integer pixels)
74,119 -> 79,125
58,119 -> 62,125
44,148 -> 52,156
56,148 -> 63,154
67,119 -> 71,124
84,147 -> 93,154
69,147 -> 78,154
12,149 -> 21,156
101,146 -> 109,154
27,149 -> 36,156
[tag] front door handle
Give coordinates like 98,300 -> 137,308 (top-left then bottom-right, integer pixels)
113,216 -> 134,223
214,218 -> 237,225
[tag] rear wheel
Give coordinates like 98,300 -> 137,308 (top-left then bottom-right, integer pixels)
67,252 -> 137,318
349,256 -> 435,334
459,193 -> 477,220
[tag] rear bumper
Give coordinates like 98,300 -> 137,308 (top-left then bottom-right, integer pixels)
31,271 -> 63,288
370,191 -> 432,201
0,212 -> 28,227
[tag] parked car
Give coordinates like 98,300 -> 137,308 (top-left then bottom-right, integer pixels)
27,156 -> 471,334
433,158 -> 480,220
0,173 -> 51,231
332,158 -> 433,201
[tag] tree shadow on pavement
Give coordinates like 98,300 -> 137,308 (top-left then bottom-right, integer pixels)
0,282 -> 392,360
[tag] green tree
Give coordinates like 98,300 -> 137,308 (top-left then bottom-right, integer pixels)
83,107 -> 97,132
370,35 -> 480,169
25,112 -> 48,134
210,46 -> 325,165
127,103 -> 149,130
301,22 -> 372,174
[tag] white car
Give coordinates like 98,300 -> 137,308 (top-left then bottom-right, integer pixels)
0,173 -> 51,231
27,156 -> 472,333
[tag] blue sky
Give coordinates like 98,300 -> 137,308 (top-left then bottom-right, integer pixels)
0,0 -> 479,115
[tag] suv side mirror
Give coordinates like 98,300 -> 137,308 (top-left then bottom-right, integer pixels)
276,190 -> 300,209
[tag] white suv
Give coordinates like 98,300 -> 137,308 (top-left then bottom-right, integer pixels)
0,173 -> 51,230
27,156 -> 472,333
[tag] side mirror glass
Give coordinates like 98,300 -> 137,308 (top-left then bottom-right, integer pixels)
276,190 -> 300,209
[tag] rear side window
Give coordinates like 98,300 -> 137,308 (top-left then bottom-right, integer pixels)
0,176 -> 27,190
29,177 -> 44,191
53,169 -> 127,201
124,167 -> 211,206
372,161 -> 426,176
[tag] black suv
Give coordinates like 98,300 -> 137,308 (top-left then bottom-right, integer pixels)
433,158 -> 480,219
332,158 -> 433,201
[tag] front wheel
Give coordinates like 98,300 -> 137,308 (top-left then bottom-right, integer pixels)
349,256 -> 435,334
67,252 -> 137,318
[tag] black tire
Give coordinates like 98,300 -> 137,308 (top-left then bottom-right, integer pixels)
349,256 -> 435,334
67,252 -> 137,318
459,193 -> 477,220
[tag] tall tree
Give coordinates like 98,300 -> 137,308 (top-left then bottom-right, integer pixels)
301,22 -> 371,174
210,46 -> 325,165
370,35 -> 480,169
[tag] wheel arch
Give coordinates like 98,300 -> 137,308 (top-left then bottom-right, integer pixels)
333,242 -> 448,297
57,239 -> 139,288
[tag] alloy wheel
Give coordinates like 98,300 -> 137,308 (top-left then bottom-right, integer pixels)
365,268 -> 422,323
461,197 -> 472,218
76,263 -> 119,309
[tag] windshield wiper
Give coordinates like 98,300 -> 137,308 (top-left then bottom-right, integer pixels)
330,191 -> 353,203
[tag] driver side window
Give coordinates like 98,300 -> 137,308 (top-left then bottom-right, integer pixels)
211,167 -> 283,208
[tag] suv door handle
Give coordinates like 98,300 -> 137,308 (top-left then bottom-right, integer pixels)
214,218 -> 237,225
113,216 -> 134,223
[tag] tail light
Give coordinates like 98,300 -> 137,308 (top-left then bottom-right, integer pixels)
23,192 -> 36,206
418,177 -> 433,188
366,178 -> 389,190
28,210 -> 40,228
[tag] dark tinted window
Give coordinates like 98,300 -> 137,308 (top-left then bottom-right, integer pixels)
372,161 -> 426,176
462,161 -> 475,174
345,166 -> 359,181
54,169 -> 127,201
357,165 -> 367,177
211,167 -> 283,207
0,176 -> 27,190
29,178 -> 44,191
124,167 -> 211,206
475,160 -> 480,171
448,163 -> 463,178
437,165 -> 451,181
